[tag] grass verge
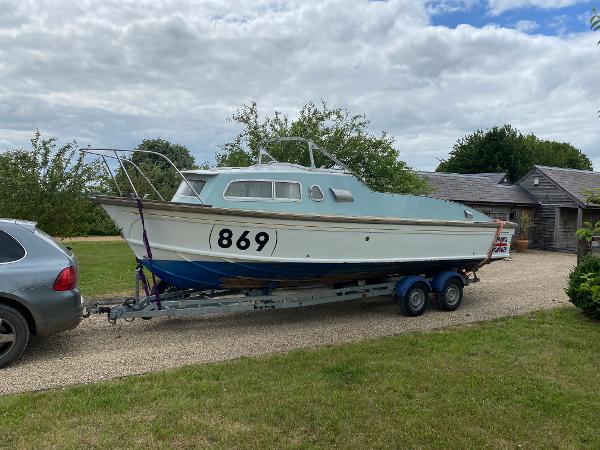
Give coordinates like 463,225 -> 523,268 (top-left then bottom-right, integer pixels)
1,307 -> 599,448
65,240 -> 136,298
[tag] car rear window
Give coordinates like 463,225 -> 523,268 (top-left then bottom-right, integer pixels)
0,230 -> 26,263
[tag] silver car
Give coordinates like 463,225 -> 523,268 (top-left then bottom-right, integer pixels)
0,219 -> 83,368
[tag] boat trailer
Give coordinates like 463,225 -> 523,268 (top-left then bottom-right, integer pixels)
85,266 -> 476,322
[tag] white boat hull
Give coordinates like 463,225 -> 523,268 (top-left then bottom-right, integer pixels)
98,197 -> 515,289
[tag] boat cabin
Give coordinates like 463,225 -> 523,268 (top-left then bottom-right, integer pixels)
87,137 -> 494,223
172,164 -> 364,214
171,138 -> 491,224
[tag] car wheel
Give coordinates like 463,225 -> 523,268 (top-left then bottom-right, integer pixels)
399,284 -> 428,316
0,304 -> 30,369
437,278 -> 463,311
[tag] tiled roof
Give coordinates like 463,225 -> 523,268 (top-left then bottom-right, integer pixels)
534,166 -> 600,205
419,172 -> 538,205
462,172 -> 508,184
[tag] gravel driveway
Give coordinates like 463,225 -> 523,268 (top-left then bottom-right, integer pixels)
0,250 -> 575,396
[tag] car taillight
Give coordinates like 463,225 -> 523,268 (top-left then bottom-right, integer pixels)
53,266 -> 78,291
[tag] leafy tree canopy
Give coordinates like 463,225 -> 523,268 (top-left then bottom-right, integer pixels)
114,138 -> 197,200
436,124 -> 592,181
216,101 -> 429,194
0,131 -> 115,236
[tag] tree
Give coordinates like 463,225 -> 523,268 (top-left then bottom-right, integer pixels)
113,138 -> 197,200
216,101 -> 429,194
0,131 -> 116,236
436,124 -> 592,181
591,8 -> 600,42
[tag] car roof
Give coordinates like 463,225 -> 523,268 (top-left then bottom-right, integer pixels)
0,218 -> 37,227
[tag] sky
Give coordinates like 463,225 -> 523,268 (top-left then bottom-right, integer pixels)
0,0 -> 599,171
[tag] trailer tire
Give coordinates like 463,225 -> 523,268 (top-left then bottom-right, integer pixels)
437,278 -> 463,311
399,284 -> 428,316
0,304 -> 29,369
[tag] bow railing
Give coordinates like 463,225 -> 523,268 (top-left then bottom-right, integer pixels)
81,148 -> 204,204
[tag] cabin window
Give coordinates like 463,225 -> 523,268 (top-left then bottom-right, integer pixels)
275,182 -> 301,200
533,177 -> 540,186
309,185 -> 324,201
225,181 -> 273,199
224,180 -> 302,201
175,179 -> 206,197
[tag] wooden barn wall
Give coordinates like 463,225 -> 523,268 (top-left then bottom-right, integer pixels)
463,203 -> 511,220
531,205 -> 556,250
583,210 -> 600,225
557,208 -> 577,252
519,169 -> 577,207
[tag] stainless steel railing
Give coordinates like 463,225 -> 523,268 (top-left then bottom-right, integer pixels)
257,137 -> 355,176
81,148 -> 204,204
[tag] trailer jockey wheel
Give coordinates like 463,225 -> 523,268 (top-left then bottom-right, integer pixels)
437,278 -> 463,311
399,284 -> 428,317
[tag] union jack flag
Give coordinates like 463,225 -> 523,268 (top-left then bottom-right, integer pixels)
493,236 -> 509,254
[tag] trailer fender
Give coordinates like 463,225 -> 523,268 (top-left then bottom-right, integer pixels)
394,275 -> 431,298
430,271 -> 463,293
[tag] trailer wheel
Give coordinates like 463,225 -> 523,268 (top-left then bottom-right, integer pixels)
438,278 -> 463,311
0,304 -> 29,369
399,284 -> 428,316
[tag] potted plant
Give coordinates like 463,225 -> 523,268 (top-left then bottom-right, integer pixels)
515,214 -> 534,252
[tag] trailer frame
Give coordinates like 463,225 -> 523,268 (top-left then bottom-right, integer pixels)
85,267 -> 473,322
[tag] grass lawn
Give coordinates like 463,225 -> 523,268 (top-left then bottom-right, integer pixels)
1,307 -> 599,448
65,240 -> 137,298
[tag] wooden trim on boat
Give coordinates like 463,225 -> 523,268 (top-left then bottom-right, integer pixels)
91,195 -> 517,229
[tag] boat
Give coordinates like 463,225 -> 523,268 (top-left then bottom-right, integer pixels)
88,137 -> 516,290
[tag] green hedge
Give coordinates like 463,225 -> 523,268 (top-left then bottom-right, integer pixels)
566,254 -> 600,319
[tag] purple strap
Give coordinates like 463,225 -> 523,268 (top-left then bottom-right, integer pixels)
137,262 -> 150,297
135,198 -> 161,309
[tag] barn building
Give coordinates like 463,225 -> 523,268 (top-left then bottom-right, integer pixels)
419,166 -> 600,252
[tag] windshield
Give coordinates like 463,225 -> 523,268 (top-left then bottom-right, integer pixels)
175,179 -> 206,197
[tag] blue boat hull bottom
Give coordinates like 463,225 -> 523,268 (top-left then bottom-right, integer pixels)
140,258 -> 486,290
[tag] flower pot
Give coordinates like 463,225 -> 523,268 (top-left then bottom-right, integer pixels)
515,239 -> 529,252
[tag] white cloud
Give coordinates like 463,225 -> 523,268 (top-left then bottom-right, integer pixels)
514,19 -> 539,32
0,0 -> 599,172
487,0 -> 589,15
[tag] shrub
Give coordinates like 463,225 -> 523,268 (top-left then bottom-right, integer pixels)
0,131 -> 118,237
566,254 -> 600,319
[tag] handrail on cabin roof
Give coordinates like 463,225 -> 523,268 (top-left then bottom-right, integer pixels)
257,137 -> 356,177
